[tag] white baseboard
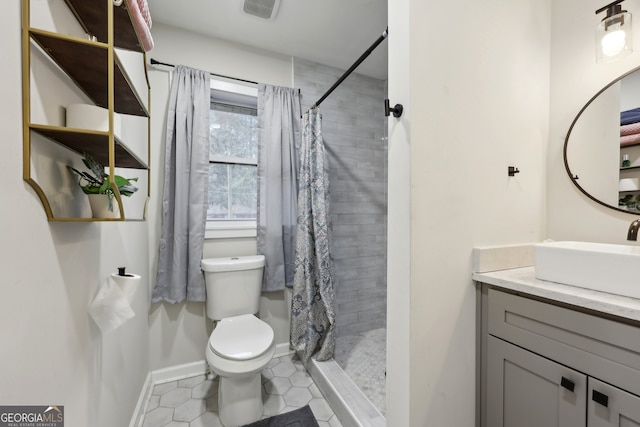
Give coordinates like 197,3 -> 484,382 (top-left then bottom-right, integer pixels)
151,360 -> 209,384
128,372 -> 152,427
128,361 -> 208,427
274,342 -> 294,358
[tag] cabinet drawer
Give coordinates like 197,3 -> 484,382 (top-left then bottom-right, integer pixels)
488,289 -> 640,396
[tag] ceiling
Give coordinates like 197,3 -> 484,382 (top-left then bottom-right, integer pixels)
148,0 -> 388,80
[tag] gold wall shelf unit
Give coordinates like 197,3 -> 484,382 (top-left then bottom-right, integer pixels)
22,0 -> 151,221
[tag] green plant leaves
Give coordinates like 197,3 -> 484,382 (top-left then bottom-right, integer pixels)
82,154 -> 108,181
114,175 -> 139,197
67,153 -> 139,197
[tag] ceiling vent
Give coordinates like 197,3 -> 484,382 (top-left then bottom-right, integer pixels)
242,0 -> 280,20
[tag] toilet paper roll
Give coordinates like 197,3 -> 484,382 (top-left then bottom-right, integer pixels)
110,272 -> 141,304
89,277 -> 135,334
66,103 -> 122,140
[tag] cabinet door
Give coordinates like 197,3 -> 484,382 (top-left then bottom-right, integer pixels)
486,335 -> 587,427
589,377 -> 640,427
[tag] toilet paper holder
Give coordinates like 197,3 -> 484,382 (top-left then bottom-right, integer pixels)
117,266 -> 135,277
111,267 -> 141,304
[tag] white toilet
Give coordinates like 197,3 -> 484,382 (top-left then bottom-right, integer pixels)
201,255 -> 275,427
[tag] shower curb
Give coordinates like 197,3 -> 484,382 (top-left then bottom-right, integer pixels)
305,356 -> 386,427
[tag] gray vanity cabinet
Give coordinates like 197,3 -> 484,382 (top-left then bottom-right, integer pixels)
478,286 -> 640,427
588,378 -> 640,427
486,335 -> 586,427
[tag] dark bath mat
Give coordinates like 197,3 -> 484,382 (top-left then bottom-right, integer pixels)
241,405 -> 319,427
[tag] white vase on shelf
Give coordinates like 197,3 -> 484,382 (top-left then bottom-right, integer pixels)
87,194 -> 120,219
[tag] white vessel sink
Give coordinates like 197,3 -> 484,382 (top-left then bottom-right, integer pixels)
533,241 -> 640,299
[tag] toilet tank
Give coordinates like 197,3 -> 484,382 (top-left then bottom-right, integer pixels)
201,255 -> 265,320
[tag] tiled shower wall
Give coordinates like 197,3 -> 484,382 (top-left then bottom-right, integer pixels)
294,58 -> 387,337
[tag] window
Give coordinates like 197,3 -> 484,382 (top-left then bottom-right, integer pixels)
207,80 -> 259,235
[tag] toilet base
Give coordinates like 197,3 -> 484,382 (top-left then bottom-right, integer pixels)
205,317 -> 275,426
218,373 -> 263,427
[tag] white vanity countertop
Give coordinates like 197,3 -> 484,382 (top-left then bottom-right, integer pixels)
473,266 -> 640,323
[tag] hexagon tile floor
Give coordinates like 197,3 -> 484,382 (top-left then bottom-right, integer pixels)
142,353 -> 343,427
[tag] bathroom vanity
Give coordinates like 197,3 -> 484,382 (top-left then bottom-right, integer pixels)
475,267 -> 640,427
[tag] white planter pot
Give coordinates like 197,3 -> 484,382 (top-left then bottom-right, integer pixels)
87,194 -> 120,219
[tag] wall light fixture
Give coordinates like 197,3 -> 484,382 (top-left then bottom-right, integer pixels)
596,0 -> 633,62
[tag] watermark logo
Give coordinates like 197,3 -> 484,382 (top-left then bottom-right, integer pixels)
0,406 -> 64,427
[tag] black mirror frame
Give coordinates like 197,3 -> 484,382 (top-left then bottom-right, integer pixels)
564,65 -> 640,216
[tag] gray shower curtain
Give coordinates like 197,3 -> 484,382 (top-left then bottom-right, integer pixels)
152,65 -> 210,303
290,107 -> 336,363
256,84 -> 301,292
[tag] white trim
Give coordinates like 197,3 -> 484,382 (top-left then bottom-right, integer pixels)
210,79 -> 258,97
210,79 -> 258,109
150,360 -> 210,385
128,372 -> 153,427
273,342 -> 294,358
205,222 -> 257,239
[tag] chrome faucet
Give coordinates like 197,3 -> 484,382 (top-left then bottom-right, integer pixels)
628,219 -> 640,241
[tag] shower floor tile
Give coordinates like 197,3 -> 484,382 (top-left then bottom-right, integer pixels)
334,327 -> 386,415
141,354 -> 343,427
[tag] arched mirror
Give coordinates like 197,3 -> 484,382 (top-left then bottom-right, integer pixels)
564,66 -> 640,215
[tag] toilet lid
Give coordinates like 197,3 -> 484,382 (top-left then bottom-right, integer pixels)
209,314 -> 274,361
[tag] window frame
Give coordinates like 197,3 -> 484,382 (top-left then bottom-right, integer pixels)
206,79 -> 259,239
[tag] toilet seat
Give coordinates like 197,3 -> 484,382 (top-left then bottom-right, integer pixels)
209,314 -> 274,361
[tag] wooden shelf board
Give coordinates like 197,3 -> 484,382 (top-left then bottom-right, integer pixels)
64,0 -> 143,52
31,124 -> 148,169
620,166 -> 640,172
621,141 -> 640,148
30,29 -> 148,117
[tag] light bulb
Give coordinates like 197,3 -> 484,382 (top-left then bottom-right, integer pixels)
601,28 -> 627,56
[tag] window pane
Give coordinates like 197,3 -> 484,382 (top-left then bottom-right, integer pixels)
207,163 -> 228,219
207,163 -> 257,220
209,107 -> 258,160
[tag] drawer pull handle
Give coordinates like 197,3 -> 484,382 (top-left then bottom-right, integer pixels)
560,377 -> 575,392
592,390 -> 609,407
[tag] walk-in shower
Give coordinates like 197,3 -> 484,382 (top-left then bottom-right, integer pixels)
294,42 -> 388,424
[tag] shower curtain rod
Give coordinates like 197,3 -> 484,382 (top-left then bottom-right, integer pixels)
149,58 -> 259,85
312,27 -> 388,109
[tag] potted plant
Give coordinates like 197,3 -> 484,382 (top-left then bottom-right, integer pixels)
68,153 -> 138,218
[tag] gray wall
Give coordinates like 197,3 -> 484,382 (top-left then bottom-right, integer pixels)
294,58 -> 387,337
